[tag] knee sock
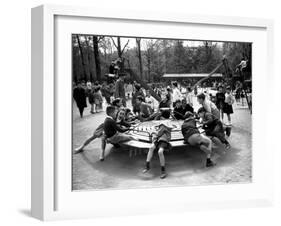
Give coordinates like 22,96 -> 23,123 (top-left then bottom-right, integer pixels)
145,161 -> 150,170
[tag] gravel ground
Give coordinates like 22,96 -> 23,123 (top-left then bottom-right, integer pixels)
72,97 -> 252,191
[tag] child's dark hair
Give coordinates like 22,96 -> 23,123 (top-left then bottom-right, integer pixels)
161,110 -> 170,119
125,108 -> 131,114
136,95 -> 144,102
135,84 -> 141,91
112,98 -> 121,106
197,107 -> 206,114
197,93 -> 206,100
106,105 -> 116,116
172,81 -> 178,87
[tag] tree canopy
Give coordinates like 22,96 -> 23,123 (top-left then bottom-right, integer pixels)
72,35 -> 251,83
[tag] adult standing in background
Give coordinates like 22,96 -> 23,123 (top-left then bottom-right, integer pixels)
171,81 -> 183,104
166,87 -> 173,108
145,90 -> 158,111
127,82 -> 133,99
101,81 -> 112,105
73,82 -> 87,118
215,86 -> 225,120
114,74 -> 126,107
186,87 -> 193,107
132,83 -> 145,114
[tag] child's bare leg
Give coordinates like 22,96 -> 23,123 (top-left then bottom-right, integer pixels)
199,135 -> 215,167
158,147 -> 167,179
199,135 -> 212,152
90,104 -> 94,113
143,145 -> 156,173
158,147 -> 165,167
100,136 -> 106,161
146,145 -> 156,162
74,134 -> 97,154
227,114 -> 231,124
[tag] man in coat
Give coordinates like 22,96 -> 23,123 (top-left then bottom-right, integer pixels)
73,82 -> 87,118
114,74 -> 126,107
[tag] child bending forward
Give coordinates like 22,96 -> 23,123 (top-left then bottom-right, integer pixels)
143,121 -> 174,179
100,105 -> 136,160
181,112 -> 215,167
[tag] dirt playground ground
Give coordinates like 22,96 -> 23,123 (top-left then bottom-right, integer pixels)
72,97 -> 252,191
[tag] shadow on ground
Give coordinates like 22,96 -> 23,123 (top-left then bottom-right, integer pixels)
72,100 -> 252,191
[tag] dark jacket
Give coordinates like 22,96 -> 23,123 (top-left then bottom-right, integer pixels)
159,100 -> 170,109
202,112 -> 220,131
182,104 -> 194,113
114,79 -> 125,99
103,117 -> 128,138
101,84 -> 113,98
181,118 -> 199,140
73,87 -> 87,108
174,106 -> 185,120
216,92 -> 225,109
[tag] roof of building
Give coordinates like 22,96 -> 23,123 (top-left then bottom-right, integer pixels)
162,73 -> 222,78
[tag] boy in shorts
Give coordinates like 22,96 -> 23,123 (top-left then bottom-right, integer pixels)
197,107 -> 230,149
142,115 -> 174,179
100,105 -> 137,160
74,106 -> 135,160
181,112 -> 215,167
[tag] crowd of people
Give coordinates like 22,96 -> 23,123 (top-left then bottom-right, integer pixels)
73,74 -> 242,179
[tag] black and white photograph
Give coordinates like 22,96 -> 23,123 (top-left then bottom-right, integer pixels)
72,35 -> 252,190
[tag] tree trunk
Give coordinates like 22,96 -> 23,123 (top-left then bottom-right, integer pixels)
93,36 -> 101,82
136,38 -> 143,79
76,35 -> 89,81
147,54 -> 151,79
162,40 -> 168,74
117,37 -> 122,58
111,37 -> 129,73
84,36 -> 94,82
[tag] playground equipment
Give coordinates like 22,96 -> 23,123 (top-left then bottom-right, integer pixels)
191,57 -> 252,114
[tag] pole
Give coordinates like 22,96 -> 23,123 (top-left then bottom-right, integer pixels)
191,61 -> 224,91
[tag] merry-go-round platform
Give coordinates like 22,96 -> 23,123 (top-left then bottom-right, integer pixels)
121,119 -> 205,157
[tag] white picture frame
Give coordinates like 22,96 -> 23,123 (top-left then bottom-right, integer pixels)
31,4 -> 274,221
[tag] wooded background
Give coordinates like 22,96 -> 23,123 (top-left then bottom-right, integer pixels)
72,35 -> 252,83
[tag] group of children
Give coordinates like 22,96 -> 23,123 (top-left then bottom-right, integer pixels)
75,86 -> 232,179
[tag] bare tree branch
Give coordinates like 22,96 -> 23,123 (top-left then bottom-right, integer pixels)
110,37 -> 118,49
98,36 -> 104,42
121,39 -> 130,54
